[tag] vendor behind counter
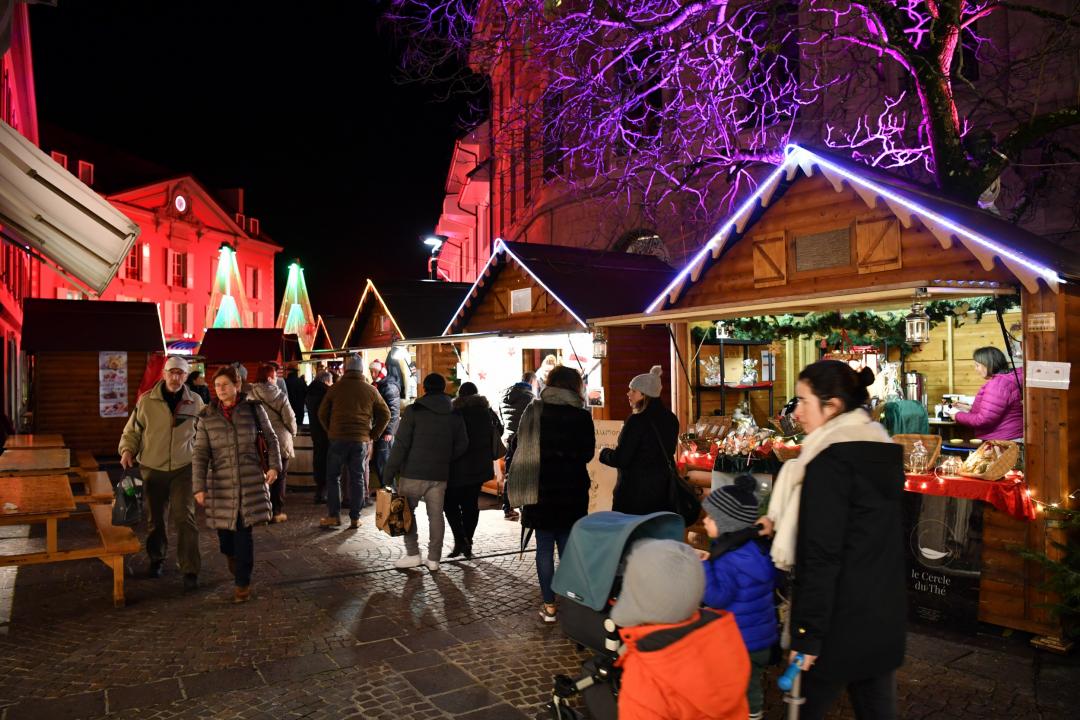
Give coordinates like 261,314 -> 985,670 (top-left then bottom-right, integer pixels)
945,346 -> 1024,442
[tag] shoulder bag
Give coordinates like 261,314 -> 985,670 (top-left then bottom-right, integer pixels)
491,409 -> 508,460
246,402 -> 271,473
649,422 -> 702,527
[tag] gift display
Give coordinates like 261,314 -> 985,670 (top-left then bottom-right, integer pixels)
959,440 -> 1019,480
905,470 -> 1035,521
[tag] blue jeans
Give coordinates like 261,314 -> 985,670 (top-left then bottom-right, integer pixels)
218,514 -> 254,587
326,440 -> 369,520
535,529 -> 571,604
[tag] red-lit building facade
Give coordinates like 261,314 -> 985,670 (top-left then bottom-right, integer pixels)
34,175 -> 281,344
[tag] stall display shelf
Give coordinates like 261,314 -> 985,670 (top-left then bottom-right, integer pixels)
693,338 -> 775,418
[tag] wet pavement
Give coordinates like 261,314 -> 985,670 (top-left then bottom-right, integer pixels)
0,488 -> 1076,719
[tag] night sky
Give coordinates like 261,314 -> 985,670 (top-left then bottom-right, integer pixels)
28,1 -> 473,316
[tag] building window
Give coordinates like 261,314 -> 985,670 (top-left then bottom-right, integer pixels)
509,287 -> 532,314
77,160 -> 94,186
523,118 -> 533,207
125,246 -> 142,280
246,266 -> 260,299
50,151 -> 69,170
171,251 -> 188,288
542,90 -> 563,181
174,302 -> 189,336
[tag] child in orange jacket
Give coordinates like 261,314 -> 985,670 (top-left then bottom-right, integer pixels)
611,539 -> 750,720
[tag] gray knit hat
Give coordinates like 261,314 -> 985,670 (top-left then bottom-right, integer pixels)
703,474 -> 760,535
345,354 -> 364,372
629,365 -> 663,398
610,539 -> 704,628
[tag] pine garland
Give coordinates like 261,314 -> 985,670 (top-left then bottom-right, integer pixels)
1017,507 -> 1080,638
691,295 -> 1020,358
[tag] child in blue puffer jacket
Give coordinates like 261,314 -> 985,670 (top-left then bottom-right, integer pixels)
700,474 -> 778,720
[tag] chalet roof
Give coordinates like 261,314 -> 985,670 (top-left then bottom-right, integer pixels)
650,145 -> 1076,313
345,280 -> 471,348
445,240 -> 675,334
199,328 -> 284,364
22,299 -> 164,353
321,315 -> 353,349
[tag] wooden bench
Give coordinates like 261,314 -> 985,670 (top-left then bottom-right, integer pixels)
90,503 -> 141,607
75,451 -> 100,476
72,471 -> 114,505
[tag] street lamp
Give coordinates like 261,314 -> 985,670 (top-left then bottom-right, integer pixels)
424,234 -> 447,280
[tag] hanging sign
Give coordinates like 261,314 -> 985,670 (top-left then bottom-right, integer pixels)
99,351 -> 129,417
587,420 -> 622,513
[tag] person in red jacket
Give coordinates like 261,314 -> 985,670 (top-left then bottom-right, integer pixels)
610,538 -> 750,720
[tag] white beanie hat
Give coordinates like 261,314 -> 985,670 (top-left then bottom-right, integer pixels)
629,365 -> 663,398
610,539 -> 704,628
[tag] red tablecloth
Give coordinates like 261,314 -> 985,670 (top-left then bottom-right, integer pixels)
904,471 -> 1035,521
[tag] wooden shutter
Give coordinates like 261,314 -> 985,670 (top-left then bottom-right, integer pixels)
185,253 -> 194,288
141,245 -> 151,283
164,300 -> 174,334
856,218 -> 902,274
752,233 -> 787,288
165,249 -> 175,287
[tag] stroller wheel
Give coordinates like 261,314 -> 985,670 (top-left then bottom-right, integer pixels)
538,703 -> 583,720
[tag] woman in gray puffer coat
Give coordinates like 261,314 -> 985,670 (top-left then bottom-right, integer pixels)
193,366 -> 282,603
248,363 -> 297,524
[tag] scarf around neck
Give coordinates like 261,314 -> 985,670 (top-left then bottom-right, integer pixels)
506,386 -> 585,508
766,408 -> 892,572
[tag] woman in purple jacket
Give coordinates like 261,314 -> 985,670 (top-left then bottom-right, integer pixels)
950,346 -> 1024,440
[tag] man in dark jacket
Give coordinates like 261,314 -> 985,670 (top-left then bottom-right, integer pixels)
498,372 -> 538,520
387,373 -> 468,572
318,354 -> 391,529
305,371 -> 332,504
284,364 -> 308,425
369,358 -> 402,490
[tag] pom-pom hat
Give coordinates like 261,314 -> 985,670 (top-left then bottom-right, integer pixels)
629,365 -> 664,398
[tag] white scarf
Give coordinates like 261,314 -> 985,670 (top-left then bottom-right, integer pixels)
767,408 -> 892,571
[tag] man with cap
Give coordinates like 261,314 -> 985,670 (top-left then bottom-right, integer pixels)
700,475 -> 777,720
385,373 -> 468,572
610,538 -> 750,719
119,356 -> 205,590
317,354 -> 391,529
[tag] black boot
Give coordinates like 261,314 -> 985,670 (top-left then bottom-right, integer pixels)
447,541 -> 464,559
462,540 -> 473,559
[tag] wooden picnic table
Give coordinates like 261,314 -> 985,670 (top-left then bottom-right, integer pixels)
0,475 -> 76,555
0,473 -> 140,607
0,447 -> 73,475
3,434 -> 66,450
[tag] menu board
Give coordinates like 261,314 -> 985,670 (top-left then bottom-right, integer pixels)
99,351 -> 129,418
587,420 -> 623,513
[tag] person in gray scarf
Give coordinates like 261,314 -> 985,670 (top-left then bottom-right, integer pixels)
506,365 -> 595,623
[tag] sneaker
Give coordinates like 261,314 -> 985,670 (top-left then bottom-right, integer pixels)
504,510 -> 520,521
233,585 -> 252,603
749,712 -> 764,720
319,516 -> 341,529
539,603 -> 557,623
348,518 -> 360,529
393,554 -> 423,569
182,574 -> 198,592
424,559 -> 440,572
272,513 -> 288,524
148,560 -> 164,578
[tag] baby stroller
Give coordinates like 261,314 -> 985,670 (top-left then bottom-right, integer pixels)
540,511 -> 686,720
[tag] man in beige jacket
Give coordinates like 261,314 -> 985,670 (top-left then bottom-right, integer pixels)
119,356 -> 205,590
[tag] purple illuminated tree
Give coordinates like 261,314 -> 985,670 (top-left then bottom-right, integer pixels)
386,0 -> 1080,231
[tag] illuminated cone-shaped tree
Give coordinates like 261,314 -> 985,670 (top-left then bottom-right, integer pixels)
276,262 -> 316,352
205,244 -> 252,329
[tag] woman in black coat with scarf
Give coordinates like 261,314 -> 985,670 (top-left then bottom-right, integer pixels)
506,365 -> 595,624
600,366 -> 680,515
445,382 -> 502,559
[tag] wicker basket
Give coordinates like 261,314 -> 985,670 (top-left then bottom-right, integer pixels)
773,443 -> 802,463
958,440 -> 1020,481
894,434 -> 942,471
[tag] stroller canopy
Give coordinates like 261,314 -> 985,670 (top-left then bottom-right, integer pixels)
552,511 -> 685,612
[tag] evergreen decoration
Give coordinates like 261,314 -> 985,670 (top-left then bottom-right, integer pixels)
1017,507 -> 1080,638
689,296 -> 1020,358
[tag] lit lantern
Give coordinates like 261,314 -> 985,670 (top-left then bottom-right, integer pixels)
905,301 -> 931,345
592,328 -> 608,359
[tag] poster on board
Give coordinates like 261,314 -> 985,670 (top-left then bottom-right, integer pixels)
587,420 -> 623,513
99,351 -> 129,417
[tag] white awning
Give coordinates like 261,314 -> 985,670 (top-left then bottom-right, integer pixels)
0,120 -> 140,294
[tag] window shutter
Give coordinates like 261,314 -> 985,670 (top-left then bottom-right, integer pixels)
186,253 -> 194,288
184,303 -> 192,333
752,233 -> 787,288
164,300 -> 174,334
165,249 -> 175,287
141,246 -> 151,283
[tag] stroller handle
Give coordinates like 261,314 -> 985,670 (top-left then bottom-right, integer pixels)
778,653 -> 804,692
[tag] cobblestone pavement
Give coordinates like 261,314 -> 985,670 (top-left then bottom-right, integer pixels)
0,488 -> 1077,719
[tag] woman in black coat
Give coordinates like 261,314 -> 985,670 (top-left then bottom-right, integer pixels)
600,365 -> 679,515
445,382 -> 502,559
508,365 -> 595,623
762,360 -> 905,720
